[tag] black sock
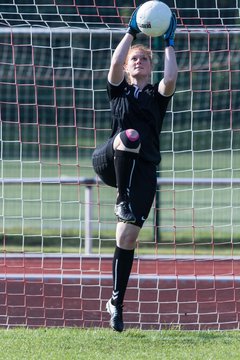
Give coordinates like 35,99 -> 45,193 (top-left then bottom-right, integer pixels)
111,246 -> 135,306
114,149 -> 138,204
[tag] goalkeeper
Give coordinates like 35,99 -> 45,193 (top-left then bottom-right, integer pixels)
92,7 -> 178,332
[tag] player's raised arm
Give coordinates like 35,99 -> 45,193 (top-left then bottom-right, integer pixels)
158,13 -> 178,97
107,7 -> 141,86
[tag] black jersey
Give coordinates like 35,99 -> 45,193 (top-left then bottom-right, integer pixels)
107,78 -> 172,165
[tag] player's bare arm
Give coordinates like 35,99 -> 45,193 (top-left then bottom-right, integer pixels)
108,34 -> 134,86
158,13 -> 178,97
159,46 -> 178,96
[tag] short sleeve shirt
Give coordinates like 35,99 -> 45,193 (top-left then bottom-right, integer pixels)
107,78 -> 172,165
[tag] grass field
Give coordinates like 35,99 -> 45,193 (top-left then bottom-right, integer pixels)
1,328 -> 240,360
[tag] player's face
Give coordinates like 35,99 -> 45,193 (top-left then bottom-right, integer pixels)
125,50 -> 152,79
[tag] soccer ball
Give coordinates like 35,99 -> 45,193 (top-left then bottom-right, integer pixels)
136,1 -> 172,37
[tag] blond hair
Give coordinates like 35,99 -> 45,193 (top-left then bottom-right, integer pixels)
125,44 -> 153,64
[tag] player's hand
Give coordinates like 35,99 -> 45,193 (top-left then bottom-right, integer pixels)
127,6 -> 141,39
164,13 -> 177,47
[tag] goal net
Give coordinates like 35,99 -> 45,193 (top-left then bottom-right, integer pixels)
0,0 -> 239,330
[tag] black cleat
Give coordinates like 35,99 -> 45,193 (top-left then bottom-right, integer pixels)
106,299 -> 124,332
114,201 -> 136,223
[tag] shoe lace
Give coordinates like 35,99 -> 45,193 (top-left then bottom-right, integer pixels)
122,200 -> 133,213
122,201 -> 130,211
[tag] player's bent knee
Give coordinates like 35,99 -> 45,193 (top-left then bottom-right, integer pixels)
116,222 -> 140,250
119,129 -> 140,150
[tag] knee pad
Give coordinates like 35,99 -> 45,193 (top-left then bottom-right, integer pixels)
119,130 -> 140,149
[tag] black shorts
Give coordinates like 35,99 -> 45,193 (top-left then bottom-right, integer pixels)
92,138 -> 157,228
